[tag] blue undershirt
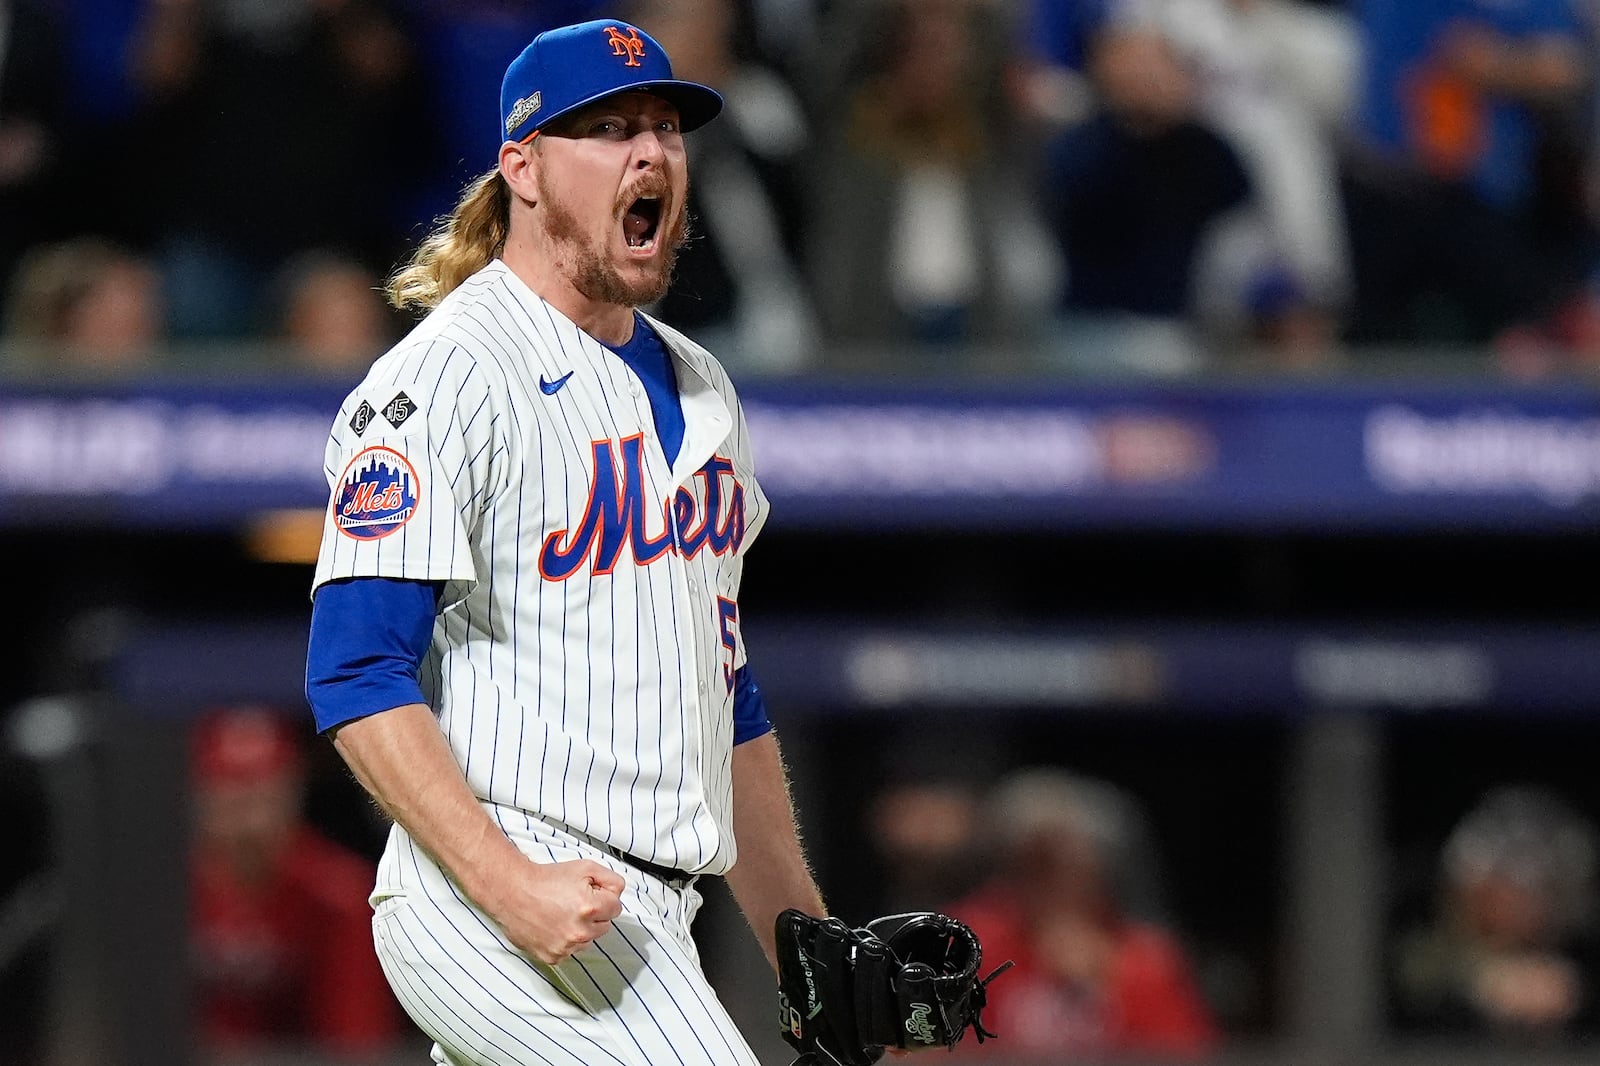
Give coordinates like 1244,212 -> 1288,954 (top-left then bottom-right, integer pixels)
603,313 -> 684,467
305,317 -> 771,743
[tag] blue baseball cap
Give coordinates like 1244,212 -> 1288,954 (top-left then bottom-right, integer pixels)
500,20 -> 724,145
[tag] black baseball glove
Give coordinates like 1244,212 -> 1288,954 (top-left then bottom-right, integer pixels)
775,909 -> 1013,1066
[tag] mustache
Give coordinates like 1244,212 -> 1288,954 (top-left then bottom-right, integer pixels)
614,176 -> 676,216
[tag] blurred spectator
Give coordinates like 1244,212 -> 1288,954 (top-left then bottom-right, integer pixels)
629,0 -> 822,375
1491,275 -> 1600,376
126,0 -> 432,337
1393,785 -> 1600,1042
276,251 -> 395,375
807,0 -> 1058,354
739,0 -> 820,76
1494,0 -> 1600,378
1116,0 -> 1358,363
402,0 -> 611,201
190,706 -> 399,1058
862,722 -> 1000,915
4,237 -> 163,370
1040,26 -> 1251,374
1008,0 -> 1115,129
951,768 -> 1218,1058
1347,0 -> 1592,345
868,777 -> 981,911
0,0 -> 75,302
1234,263 -> 1345,369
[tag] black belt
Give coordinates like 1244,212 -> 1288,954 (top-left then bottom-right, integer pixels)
605,845 -> 696,888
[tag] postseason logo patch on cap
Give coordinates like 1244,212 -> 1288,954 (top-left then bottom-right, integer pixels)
505,91 -> 542,136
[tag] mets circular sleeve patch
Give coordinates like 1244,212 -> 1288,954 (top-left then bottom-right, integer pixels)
334,445 -> 420,540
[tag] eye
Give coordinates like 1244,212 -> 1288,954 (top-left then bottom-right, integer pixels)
656,118 -> 681,135
589,118 -> 626,137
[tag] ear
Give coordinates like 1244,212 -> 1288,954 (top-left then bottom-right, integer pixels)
499,139 -> 539,204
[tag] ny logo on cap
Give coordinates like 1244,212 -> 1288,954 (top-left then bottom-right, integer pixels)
605,26 -> 645,67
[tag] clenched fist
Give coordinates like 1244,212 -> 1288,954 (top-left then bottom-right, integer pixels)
489,858 -> 626,965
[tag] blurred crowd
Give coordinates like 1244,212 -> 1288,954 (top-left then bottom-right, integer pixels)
1392,785 -> 1600,1043
77,699 -> 1591,1061
864,759 -> 1224,1059
169,704 -> 1600,1059
861,758 -> 1600,1058
188,707 -> 399,1059
7,0 -> 1600,378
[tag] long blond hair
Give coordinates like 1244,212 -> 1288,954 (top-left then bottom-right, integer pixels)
387,168 -> 512,312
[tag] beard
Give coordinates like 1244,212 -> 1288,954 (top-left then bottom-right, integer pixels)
537,170 -> 690,308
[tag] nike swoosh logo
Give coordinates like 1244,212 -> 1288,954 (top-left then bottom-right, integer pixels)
539,371 -> 575,396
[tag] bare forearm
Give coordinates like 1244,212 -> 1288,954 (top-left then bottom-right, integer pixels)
330,704 -> 526,914
724,732 -> 826,971
331,704 -> 626,964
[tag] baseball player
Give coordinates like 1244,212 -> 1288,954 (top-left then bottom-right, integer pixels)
303,19 -> 825,1066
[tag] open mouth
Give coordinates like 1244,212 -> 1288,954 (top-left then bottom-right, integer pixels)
624,197 -> 662,252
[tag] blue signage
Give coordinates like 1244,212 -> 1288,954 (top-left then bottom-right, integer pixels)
1,377 -> 1597,530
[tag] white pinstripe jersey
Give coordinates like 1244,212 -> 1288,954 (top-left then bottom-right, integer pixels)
312,259 -> 769,876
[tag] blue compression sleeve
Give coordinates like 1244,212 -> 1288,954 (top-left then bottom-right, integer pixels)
306,577 -> 442,734
732,664 -> 773,745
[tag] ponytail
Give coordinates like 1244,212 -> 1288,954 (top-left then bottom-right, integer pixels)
387,169 -> 511,312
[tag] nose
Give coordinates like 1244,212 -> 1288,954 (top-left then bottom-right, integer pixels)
632,128 -> 667,169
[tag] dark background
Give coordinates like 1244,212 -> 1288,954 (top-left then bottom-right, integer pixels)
4,518 -> 1594,1052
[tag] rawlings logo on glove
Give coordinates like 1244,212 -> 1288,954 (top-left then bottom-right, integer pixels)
775,909 -> 1013,1066
906,1003 -> 935,1044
